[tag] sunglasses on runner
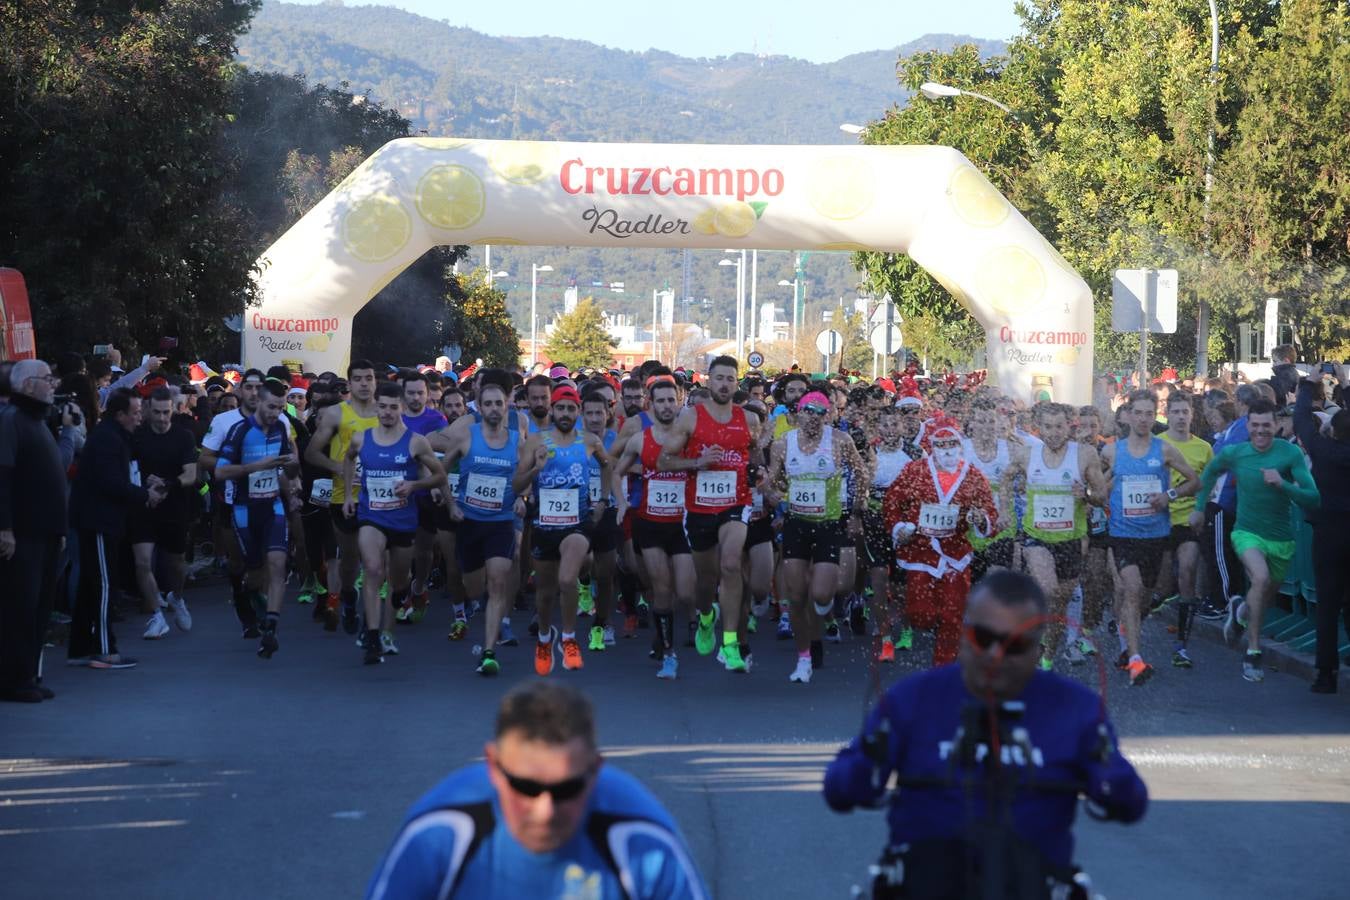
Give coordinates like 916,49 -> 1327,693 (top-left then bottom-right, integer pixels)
496,762 -> 595,801
964,624 -> 1038,656
800,404 -> 829,417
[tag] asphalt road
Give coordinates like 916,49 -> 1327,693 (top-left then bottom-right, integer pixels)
3,587 -> 1348,899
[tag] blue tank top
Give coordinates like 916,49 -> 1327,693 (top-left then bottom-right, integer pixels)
357,428 -> 419,533
457,423 -> 519,523
587,428 -> 617,506
1108,437 -> 1171,539
534,430 -> 590,529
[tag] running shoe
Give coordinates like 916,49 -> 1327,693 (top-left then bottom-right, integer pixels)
535,631 -> 556,676
395,604 -> 413,624
878,637 -> 896,664
448,617 -> 468,641
362,631 -> 383,665
741,643 -> 753,672
789,657 -> 813,684
380,632 -> 399,656
296,577 -> 318,605
1172,647 -> 1193,668
1064,641 -> 1086,665
849,598 -> 866,636
896,628 -> 913,651
602,625 -> 616,646
410,591 -> 430,623
258,629 -> 279,660
577,582 -> 594,617
88,654 -> 138,669
824,620 -> 842,644
776,614 -> 793,641
1076,636 -> 1097,657
1127,659 -> 1154,686
623,613 -> 638,638
498,621 -> 519,647
341,600 -> 359,635
142,610 -> 170,640
695,609 -> 717,656
168,594 -> 192,631
1196,598 -> 1227,620
1038,656 -> 1054,672
746,614 -> 758,635
322,602 -> 339,633
1115,650 -> 1130,671
588,626 -> 605,652
241,623 -> 261,639
1242,650 -> 1264,683
1223,595 -> 1247,645
476,652 -> 500,677
636,599 -> 650,628
719,643 -> 747,673
657,655 -> 678,680
751,596 -> 770,617
561,637 -> 584,670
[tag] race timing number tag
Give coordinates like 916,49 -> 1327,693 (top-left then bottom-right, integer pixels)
1121,475 -> 1162,517
694,470 -> 737,507
366,476 -> 405,510
788,478 -> 826,517
309,478 -> 334,506
446,472 -> 460,493
918,503 -> 959,538
539,488 -> 580,526
589,475 -> 603,505
1031,491 -> 1074,531
464,473 -> 506,511
248,469 -> 279,500
646,480 -> 686,517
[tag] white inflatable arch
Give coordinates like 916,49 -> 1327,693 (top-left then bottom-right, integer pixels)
244,139 -> 1093,403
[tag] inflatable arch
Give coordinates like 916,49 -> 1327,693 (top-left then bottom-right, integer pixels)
244,139 -> 1093,403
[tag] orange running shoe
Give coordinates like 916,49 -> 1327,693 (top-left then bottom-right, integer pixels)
535,636 -> 555,676
878,637 -> 896,664
1127,658 -> 1154,687
623,613 -> 639,638
562,637 -> 584,670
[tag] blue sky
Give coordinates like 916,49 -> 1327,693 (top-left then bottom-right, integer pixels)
288,0 -> 1023,63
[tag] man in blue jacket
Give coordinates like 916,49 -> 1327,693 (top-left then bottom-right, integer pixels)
366,681 -> 708,899
824,570 -> 1147,898
68,389 -> 168,669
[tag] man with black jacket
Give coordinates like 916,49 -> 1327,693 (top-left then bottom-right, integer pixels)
67,389 -> 168,669
0,360 -> 70,701
1293,378 -> 1350,694
1270,345 -> 1301,405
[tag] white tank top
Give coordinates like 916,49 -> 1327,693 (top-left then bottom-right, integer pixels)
962,438 -> 1011,488
786,427 -> 835,478
1027,441 -> 1079,489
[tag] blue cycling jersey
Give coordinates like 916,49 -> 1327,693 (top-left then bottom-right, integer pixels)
216,415 -> 290,518
365,763 -> 708,900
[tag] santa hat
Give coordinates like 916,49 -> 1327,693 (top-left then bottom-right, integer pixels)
189,360 -> 218,384
921,414 -> 964,451
876,377 -> 896,395
896,376 -> 923,408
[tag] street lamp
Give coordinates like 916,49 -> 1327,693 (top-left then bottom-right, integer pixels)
839,123 -> 866,135
725,317 -> 732,341
1196,0 -> 1220,377
488,270 -> 510,285
530,263 -> 554,368
778,277 -> 800,356
719,253 -> 745,360
918,80 -> 1014,115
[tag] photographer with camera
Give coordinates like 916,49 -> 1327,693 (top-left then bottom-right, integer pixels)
0,360 -> 73,702
824,571 -> 1147,899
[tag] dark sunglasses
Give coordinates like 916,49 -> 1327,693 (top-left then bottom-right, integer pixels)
496,761 -> 594,801
801,405 -> 829,417
897,407 -> 921,416
964,624 -> 1038,656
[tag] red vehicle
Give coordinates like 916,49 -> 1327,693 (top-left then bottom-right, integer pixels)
0,268 -> 36,361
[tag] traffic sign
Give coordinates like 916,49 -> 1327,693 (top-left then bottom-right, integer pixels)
868,294 -> 898,325
869,323 -> 904,356
815,329 -> 843,356
1111,269 -> 1177,334
746,350 -> 765,368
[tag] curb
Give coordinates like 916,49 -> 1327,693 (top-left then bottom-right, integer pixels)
1189,615 -> 1345,688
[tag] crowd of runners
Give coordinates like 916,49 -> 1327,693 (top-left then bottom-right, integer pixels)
3,346 -> 1346,701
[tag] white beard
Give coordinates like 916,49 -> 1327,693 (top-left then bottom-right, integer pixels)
933,445 -> 963,472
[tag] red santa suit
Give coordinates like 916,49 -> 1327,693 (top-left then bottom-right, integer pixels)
882,430 -> 997,666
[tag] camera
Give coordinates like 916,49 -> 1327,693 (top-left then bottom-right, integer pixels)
46,392 -> 81,433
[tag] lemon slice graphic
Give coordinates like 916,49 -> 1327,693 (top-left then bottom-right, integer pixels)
342,195 -> 412,262
488,142 -> 556,184
714,202 -> 757,237
416,165 -> 486,230
808,156 -> 874,220
973,246 -> 1047,316
306,333 -> 332,352
692,208 -> 718,235
948,165 -> 1009,228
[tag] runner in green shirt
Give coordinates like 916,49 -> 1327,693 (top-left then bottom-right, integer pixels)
1189,399 -> 1320,682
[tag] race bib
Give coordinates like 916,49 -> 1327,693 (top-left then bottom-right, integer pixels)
918,502 -> 959,538
464,473 -> 506,511
248,468 -> 279,500
446,472 -> 460,493
309,478 -> 333,506
788,478 -> 827,517
366,476 -> 405,510
1121,475 -> 1162,517
646,480 -> 685,517
1031,491 -> 1074,532
750,489 -> 767,520
589,475 -> 603,504
694,469 -> 737,506
1088,504 -> 1108,535
539,487 -> 580,526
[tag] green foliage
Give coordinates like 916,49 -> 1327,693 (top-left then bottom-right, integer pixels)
544,297 -> 619,371
455,271 -> 522,369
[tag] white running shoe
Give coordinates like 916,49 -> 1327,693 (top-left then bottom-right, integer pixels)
602,625 -> 616,646
168,593 -> 192,632
789,657 -> 813,684
380,632 -> 400,656
1064,642 -> 1086,665
142,610 -> 170,640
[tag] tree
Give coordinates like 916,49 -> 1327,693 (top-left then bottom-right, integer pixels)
544,297 -> 618,371
456,270 -> 522,368
838,308 -> 873,374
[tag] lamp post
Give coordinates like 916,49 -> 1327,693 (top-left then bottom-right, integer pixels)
778,277 -> 799,360
719,254 -> 744,360
1196,0 -> 1220,378
918,80 -> 1014,114
839,123 -> 866,135
530,263 -> 554,369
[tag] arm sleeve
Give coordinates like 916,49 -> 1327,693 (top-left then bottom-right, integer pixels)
617,823 -> 711,900
58,426 -> 79,470
1080,718 -> 1148,824
364,814 -> 457,900
109,364 -> 151,394
1284,449 -> 1321,511
824,693 -> 900,812
1195,445 -> 1230,502
93,435 -> 149,507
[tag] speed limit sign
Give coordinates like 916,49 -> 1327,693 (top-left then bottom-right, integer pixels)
747,350 -> 764,368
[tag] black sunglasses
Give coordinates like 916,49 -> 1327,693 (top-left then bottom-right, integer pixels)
964,624 -> 1038,656
496,761 -> 594,801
